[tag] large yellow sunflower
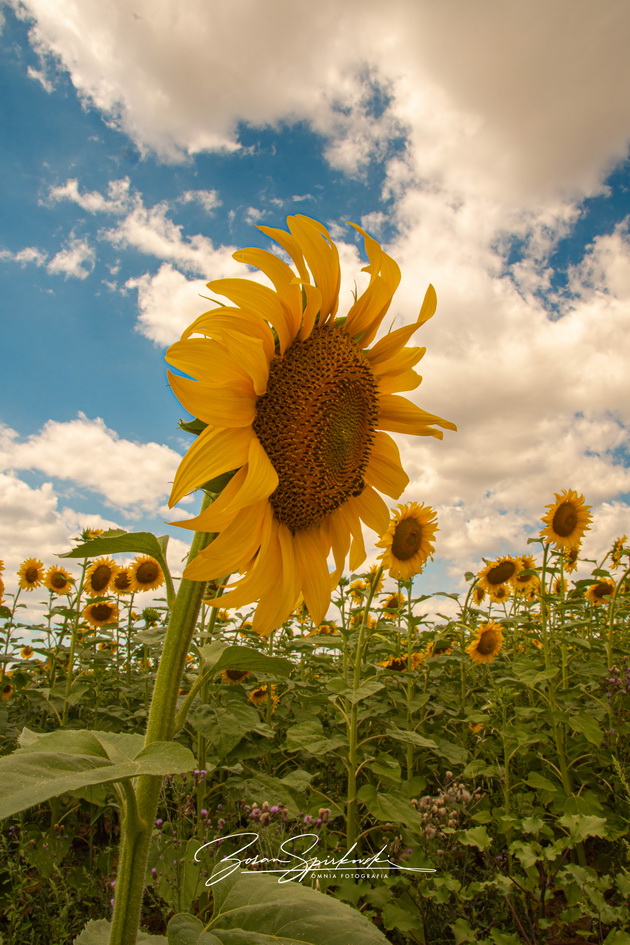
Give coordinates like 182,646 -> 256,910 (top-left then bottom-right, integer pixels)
85,557 -> 119,598
17,558 -> 45,591
466,622 -> 504,664
540,489 -> 592,551
376,502 -> 439,579
166,215 -> 455,635
44,566 -> 75,596
512,554 -> 540,597
586,580 -> 615,606
128,556 -> 164,593
477,556 -> 521,601
83,601 -> 119,628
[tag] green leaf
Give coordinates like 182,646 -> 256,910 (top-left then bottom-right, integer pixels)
198,642 -> 293,677
526,771 -> 560,793
604,931 -> 630,945
73,920 -> 168,944
60,530 -> 169,565
168,914 -> 222,944
459,826 -> 492,851
189,704 -> 269,761
0,728 -> 194,820
207,865 -> 391,945
558,813 -> 608,841
568,714 -> 604,745
357,783 -> 418,824
284,720 -> 345,756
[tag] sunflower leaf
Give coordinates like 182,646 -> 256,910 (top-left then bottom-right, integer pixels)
0,728 -> 194,820
198,642 -> 293,677
59,531 -> 170,572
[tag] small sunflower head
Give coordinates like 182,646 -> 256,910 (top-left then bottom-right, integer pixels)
381,592 -> 405,617
221,668 -> 251,685
44,566 -> 75,595
512,555 -> 540,597
20,645 -> 35,659
378,656 -> 408,672
376,502 -> 438,580
1,683 -> 14,702
128,556 -> 164,593
471,584 -> 486,606
540,489 -> 592,551
17,558 -> 45,591
81,527 -> 104,541
586,580 -> 615,607
477,556 -> 521,599
85,558 -> 119,598
112,567 -> 133,595
83,600 -> 119,628
466,621 -> 504,664
248,684 -> 278,710
610,535 -> 628,569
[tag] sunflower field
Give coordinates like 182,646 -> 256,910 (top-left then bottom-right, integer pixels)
1,217 -> 629,945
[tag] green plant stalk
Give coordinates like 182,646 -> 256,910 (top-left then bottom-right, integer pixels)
607,564 -> 630,669
108,500 -> 213,945
61,561 -> 88,725
345,567 -> 382,849
405,581 -> 414,780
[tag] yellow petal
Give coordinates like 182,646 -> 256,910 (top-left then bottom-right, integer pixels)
345,223 -> 401,344
207,279 -> 293,353
184,502 -> 271,580
169,426 -> 254,507
370,345 -> 426,378
366,284 -> 437,365
258,224 -> 310,284
167,372 -> 256,427
171,471 -> 246,532
233,247 -> 302,339
365,431 -> 409,499
377,370 -> 422,395
378,395 -> 457,436
288,215 -> 340,324
346,486 -> 390,537
252,524 -> 300,635
219,331 -> 270,397
166,338 -> 252,387
221,437 -> 279,515
297,282 -> 323,341
293,527 -> 331,626
183,307 -> 275,362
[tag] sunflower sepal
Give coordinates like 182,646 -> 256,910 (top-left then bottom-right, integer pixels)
179,416 -> 208,436
199,470 -> 237,495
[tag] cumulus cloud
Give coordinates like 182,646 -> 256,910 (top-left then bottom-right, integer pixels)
48,177 -> 132,214
0,245 -> 47,266
0,415 -> 183,515
47,237 -> 95,278
179,189 -> 221,213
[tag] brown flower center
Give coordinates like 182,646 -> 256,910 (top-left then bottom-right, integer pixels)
50,573 -> 68,589
90,603 -> 114,623
486,560 -> 516,585
90,565 -> 112,592
253,325 -> 378,532
477,630 -> 498,655
594,582 -> 614,600
114,570 -> 132,591
392,518 -> 423,561
225,669 -> 250,682
136,561 -> 159,584
25,567 -> 39,583
552,501 -> 578,538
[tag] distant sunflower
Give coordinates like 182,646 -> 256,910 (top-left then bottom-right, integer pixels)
221,668 -> 251,685
81,527 -> 103,540
83,601 -> 119,628
378,655 -> 407,672
512,555 -> 540,597
128,556 -> 164,593
248,684 -> 278,710
307,621 -> 339,636
467,622 -> 504,664
44,566 -> 75,596
20,646 -> 34,659
112,567 -> 133,595
382,592 -> 405,616
563,545 -> 580,573
477,556 -> 521,600
471,585 -> 485,606
17,558 -> 45,591
540,489 -> 592,551
377,502 -> 438,579
1,684 -> 14,702
85,557 -> 119,598
0,576 -> 5,604
610,535 -> 627,569
586,580 -> 615,606
348,579 -> 368,604
166,215 -> 455,635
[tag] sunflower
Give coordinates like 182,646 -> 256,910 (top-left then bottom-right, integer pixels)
540,489 -> 592,551
85,557 -> 119,598
306,621 -> 339,636
81,527 -> 103,540
112,567 -> 133,595
17,558 -> 45,591
248,684 -> 278,710
610,535 -> 628,569
0,576 -> 5,604
512,554 -> 540,597
382,591 -> 405,616
348,579 -> 368,604
586,580 -> 615,606
477,556 -> 521,601
128,556 -> 164,593
376,502 -> 438,579
221,668 -> 251,685
378,655 -> 407,672
44,566 -> 75,595
1,684 -> 14,702
20,646 -> 34,659
83,601 -> 119,628
471,585 -> 485,606
466,622 -> 504,664
166,215 -> 455,635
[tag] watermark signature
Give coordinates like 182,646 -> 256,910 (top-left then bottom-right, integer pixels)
195,832 -> 436,885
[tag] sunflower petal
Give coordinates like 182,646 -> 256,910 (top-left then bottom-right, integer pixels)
233,247 -> 302,339
365,431 -> 409,499
207,279 -> 293,353
183,307 -> 276,362
166,338 -> 252,387
167,372 -> 256,427
288,216 -> 340,324
183,502 -> 272,580
293,527 -> 331,626
347,486 -> 390,537
379,395 -> 457,435
366,284 -> 437,365
252,524 -> 300,635
221,436 -> 279,514
169,426 -> 254,507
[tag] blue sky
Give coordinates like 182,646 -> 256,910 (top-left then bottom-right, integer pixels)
2,0 -> 630,615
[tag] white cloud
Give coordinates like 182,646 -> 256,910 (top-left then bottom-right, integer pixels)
47,237 -> 95,278
26,64 -> 53,91
48,177 -> 132,214
0,245 -> 47,266
0,415 -> 183,515
179,189 -> 221,213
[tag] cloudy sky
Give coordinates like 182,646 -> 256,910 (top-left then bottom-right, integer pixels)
2,0 -> 630,607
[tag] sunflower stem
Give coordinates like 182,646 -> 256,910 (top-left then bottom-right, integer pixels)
108,493 -> 213,945
61,561 -> 88,725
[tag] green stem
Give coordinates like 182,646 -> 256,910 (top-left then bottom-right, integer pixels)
108,495 -> 213,945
